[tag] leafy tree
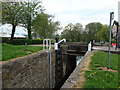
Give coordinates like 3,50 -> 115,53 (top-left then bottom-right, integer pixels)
20,1 -> 43,39
47,18 -> 61,38
80,31 -> 89,43
61,23 -> 75,42
32,13 -> 61,39
2,1 -> 43,40
74,23 -> 83,32
74,23 -> 83,41
61,30 -> 79,42
2,2 -> 22,40
85,22 -> 103,42
64,23 -> 74,31
96,25 -> 109,42
61,23 -> 83,42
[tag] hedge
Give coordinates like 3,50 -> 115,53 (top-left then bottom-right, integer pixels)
2,38 -> 10,44
2,38 -> 43,45
31,39 -> 43,44
10,39 -> 32,45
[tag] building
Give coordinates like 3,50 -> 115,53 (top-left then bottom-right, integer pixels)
0,32 -> 26,39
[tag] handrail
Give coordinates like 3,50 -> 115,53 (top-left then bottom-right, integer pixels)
43,39 -> 51,51
43,39 -> 52,88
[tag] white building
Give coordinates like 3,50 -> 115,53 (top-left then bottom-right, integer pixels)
0,24 -> 27,39
0,32 -> 26,38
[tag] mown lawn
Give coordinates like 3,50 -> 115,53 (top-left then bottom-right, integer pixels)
83,51 -> 119,88
2,44 -> 43,61
90,51 -> 118,70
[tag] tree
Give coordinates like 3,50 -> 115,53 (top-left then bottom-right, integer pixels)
96,25 -> 109,42
61,23 -> 74,42
32,13 -> 61,39
2,2 -> 22,40
73,23 -> 83,41
85,22 -> 103,42
20,1 -> 43,39
61,23 -> 83,42
80,31 -> 89,43
74,23 -> 83,32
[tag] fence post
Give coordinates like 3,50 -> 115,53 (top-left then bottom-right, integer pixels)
43,39 -> 52,88
108,12 -> 114,69
88,42 -> 91,51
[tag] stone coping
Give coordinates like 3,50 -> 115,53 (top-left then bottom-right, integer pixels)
61,51 -> 92,88
1,50 -> 54,64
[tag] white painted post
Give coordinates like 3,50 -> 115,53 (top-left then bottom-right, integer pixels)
88,42 -> 91,51
54,43 -> 58,50
43,39 -> 51,51
54,39 -> 66,50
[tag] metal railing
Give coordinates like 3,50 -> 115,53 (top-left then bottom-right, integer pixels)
43,39 -> 52,88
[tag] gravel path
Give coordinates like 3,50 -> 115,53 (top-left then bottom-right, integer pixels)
29,44 -> 54,47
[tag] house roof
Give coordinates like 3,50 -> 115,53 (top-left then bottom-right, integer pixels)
0,33 -> 26,38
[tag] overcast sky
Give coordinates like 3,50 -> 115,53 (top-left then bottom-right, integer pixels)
0,0 -> 119,34
42,0 -> 119,28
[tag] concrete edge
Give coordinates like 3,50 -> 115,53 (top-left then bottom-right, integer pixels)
61,51 -> 92,88
1,50 -> 54,65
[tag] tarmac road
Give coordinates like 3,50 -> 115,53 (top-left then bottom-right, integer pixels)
92,46 -> 120,52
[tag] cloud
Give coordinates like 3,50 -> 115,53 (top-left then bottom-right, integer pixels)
41,0 -> 119,27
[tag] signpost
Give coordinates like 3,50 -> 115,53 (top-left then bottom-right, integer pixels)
112,21 -> 119,49
108,12 -> 114,69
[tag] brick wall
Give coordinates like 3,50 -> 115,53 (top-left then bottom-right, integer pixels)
1,50 -> 55,88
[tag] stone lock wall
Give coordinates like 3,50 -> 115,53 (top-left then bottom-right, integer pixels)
1,50 -> 55,88
1,42 -> 88,89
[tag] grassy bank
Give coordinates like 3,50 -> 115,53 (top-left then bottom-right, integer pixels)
2,44 -> 43,61
83,51 -> 119,88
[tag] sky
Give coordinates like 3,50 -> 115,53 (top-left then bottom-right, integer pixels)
0,0 -> 120,34
42,0 -> 120,28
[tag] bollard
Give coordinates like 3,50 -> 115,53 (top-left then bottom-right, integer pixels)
88,42 -> 91,51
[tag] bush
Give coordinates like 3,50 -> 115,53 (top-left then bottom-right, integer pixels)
2,39 -> 43,45
2,38 -> 10,44
10,39 -> 32,45
31,39 -> 43,44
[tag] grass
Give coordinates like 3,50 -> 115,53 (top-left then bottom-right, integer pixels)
90,51 -> 118,70
84,71 -> 118,88
83,51 -> 119,88
2,44 -> 43,61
